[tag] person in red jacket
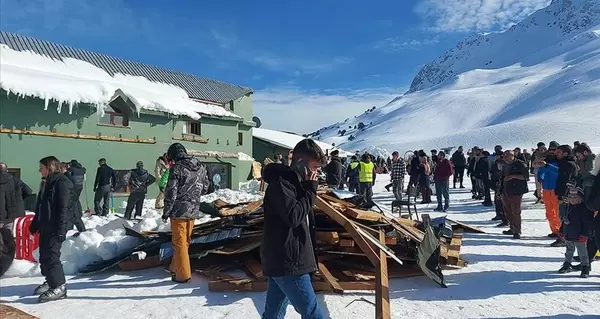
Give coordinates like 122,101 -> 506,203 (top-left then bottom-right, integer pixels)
434,152 -> 454,212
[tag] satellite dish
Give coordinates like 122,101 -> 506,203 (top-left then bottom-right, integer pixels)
252,116 -> 262,128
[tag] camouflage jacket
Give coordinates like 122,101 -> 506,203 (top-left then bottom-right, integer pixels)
162,156 -> 209,220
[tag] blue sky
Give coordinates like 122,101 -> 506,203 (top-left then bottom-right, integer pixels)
0,0 -> 550,132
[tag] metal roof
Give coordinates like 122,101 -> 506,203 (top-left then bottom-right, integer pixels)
0,31 -> 253,104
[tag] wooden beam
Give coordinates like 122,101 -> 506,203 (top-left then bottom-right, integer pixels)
320,194 -> 357,208
316,231 -> 340,245
0,127 -> 156,144
318,262 -> 344,294
172,135 -> 209,144
375,230 -> 391,319
243,257 -> 266,281
344,207 -> 384,222
315,197 -> 380,265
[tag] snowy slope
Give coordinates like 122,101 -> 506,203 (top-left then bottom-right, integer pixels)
2,177 -> 600,319
313,0 -> 600,153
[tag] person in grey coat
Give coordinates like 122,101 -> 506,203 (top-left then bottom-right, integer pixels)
123,161 -> 156,220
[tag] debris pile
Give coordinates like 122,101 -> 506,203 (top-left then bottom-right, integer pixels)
80,189 -> 484,295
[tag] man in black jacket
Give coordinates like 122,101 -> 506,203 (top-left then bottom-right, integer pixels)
123,161 -> 156,220
451,146 -> 467,188
66,160 -> 86,232
0,163 -> 31,225
324,150 -> 344,189
261,139 -> 325,319
93,158 -> 116,216
551,145 -> 578,247
0,169 -> 18,230
475,151 -> 493,206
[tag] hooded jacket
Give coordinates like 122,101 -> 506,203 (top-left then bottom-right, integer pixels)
562,202 -> 594,242
162,143 -> 209,220
260,163 -> 318,277
325,156 -> 344,186
346,161 -> 360,184
0,173 -> 18,225
66,161 -> 86,188
474,155 -> 491,181
556,155 -> 578,198
124,168 -> 156,194
579,153 -> 597,187
30,173 -> 73,236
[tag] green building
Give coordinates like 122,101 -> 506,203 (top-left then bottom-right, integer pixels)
0,31 -> 255,208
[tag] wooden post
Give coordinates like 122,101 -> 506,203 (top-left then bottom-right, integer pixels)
375,229 -> 390,319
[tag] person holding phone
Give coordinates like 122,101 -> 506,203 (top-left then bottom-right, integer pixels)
261,139 -> 325,319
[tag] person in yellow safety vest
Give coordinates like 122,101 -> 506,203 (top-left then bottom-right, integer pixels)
358,153 -> 377,203
346,156 -> 360,193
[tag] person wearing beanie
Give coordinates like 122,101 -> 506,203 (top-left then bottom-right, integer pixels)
163,143 -> 210,283
551,145 -> 578,247
123,161 -> 156,220
557,185 -> 594,278
346,155 -> 360,193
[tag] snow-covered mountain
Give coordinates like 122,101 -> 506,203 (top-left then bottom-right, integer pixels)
312,0 -> 600,154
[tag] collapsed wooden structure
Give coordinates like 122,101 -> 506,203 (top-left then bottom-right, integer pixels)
80,189 -> 484,319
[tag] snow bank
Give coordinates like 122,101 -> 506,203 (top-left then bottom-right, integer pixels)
3,188 -> 262,277
0,44 -> 239,119
239,179 -> 263,195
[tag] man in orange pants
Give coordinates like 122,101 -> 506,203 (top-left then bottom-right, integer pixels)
537,148 -> 561,237
161,143 -> 209,283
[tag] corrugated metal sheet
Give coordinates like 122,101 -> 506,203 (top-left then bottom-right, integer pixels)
0,31 -> 253,104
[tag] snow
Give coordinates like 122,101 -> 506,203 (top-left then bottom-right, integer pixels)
3,189 -> 258,278
2,176 -> 599,318
238,152 -> 255,161
0,44 -> 240,120
314,1 -> 600,154
253,127 -> 352,157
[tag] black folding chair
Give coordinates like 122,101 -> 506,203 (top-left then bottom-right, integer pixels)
391,185 -> 419,221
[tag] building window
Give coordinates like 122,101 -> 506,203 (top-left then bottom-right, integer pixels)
229,101 -> 235,112
205,163 -> 231,189
113,169 -> 132,194
99,105 -> 129,127
7,168 -> 20,179
187,121 -> 201,135
237,132 -> 243,146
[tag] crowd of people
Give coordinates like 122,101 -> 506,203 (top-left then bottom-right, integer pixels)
0,137 -> 598,318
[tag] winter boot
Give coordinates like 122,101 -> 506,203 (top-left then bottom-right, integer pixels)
513,233 -> 521,240
550,238 -> 566,247
580,265 -> 591,278
434,206 -> 443,212
502,229 -> 514,235
385,185 -> 391,192
33,281 -> 50,296
171,274 -> 191,284
483,201 -> 493,207
572,262 -> 592,271
38,284 -> 67,303
460,185 -> 465,189
558,262 -> 572,273
547,233 -> 559,238
496,221 -> 509,227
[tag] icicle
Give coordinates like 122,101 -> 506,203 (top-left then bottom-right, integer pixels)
57,100 -> 63,114
44,96 -> 49,111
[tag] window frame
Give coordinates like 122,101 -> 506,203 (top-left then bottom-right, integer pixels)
237,132 -> 243,146
187,121 -> 202,136
98,105 -> 130,128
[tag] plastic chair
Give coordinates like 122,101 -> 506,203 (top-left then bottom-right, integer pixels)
14,213 -> 39,262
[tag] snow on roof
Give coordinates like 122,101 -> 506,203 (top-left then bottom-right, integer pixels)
0,44 -> 240,120
253,127 -> 352,157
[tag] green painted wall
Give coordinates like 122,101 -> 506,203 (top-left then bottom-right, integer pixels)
253,138 -> 290,164
0,92 -> 254,210
231,94 -> 253,122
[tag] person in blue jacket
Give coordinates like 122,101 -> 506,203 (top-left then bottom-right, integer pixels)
537,154 -> 562,238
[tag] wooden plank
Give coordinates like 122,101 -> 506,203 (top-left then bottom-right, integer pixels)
315,196 -> 380,265
243,257 -> 266,281
219,200 -> 263,216
375,230 -> 391,319
318,262 -> 344,294
316,231 -> 340,245
445,218 -> 486,234
339,239 -> 355,247
208,279 -> 377,292
385,237 -> 397,245
344,208 -> 383,222
0,127 -> 156,144
172,135 -> 209,144
320,194 -> 357,208
251,161 -> 262,179
355,227 -> 403,266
